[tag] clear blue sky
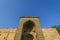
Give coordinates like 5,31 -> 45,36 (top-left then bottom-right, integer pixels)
0,0 -> 60,28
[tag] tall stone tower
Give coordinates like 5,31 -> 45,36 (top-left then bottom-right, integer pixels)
14,16 -> 44,40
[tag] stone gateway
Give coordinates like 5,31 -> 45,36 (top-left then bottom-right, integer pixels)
14,16 -> 44,40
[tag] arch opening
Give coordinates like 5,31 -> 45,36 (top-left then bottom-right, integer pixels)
23,20 -> 35,32
21,20 -> 35,40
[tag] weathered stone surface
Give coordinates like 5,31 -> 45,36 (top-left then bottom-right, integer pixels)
0,28 -> 16,40
42,28 -> 60,40
0,28 -> 59,40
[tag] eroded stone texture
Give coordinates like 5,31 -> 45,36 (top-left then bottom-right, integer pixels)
0,28 -> 59,40
42,28 -> 60,40
0,28 -> 16,40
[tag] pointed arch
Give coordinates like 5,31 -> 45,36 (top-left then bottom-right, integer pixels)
23,20 -> 35,32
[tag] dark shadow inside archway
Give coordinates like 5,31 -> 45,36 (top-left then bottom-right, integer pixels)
24,34 -> 34,40
23,20 -> 35,32
21,20 -> 35,40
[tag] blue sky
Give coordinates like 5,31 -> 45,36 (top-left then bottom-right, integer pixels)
0,0 -> 60,28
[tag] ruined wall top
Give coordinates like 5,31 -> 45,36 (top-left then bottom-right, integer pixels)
20,16 -> 39,18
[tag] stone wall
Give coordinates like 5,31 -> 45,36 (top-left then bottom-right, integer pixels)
42,28 -> 60,40
0,28 -> 16,40
0,28 -> 59,40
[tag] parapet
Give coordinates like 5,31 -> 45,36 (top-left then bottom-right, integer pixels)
20,16 -> 39,18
